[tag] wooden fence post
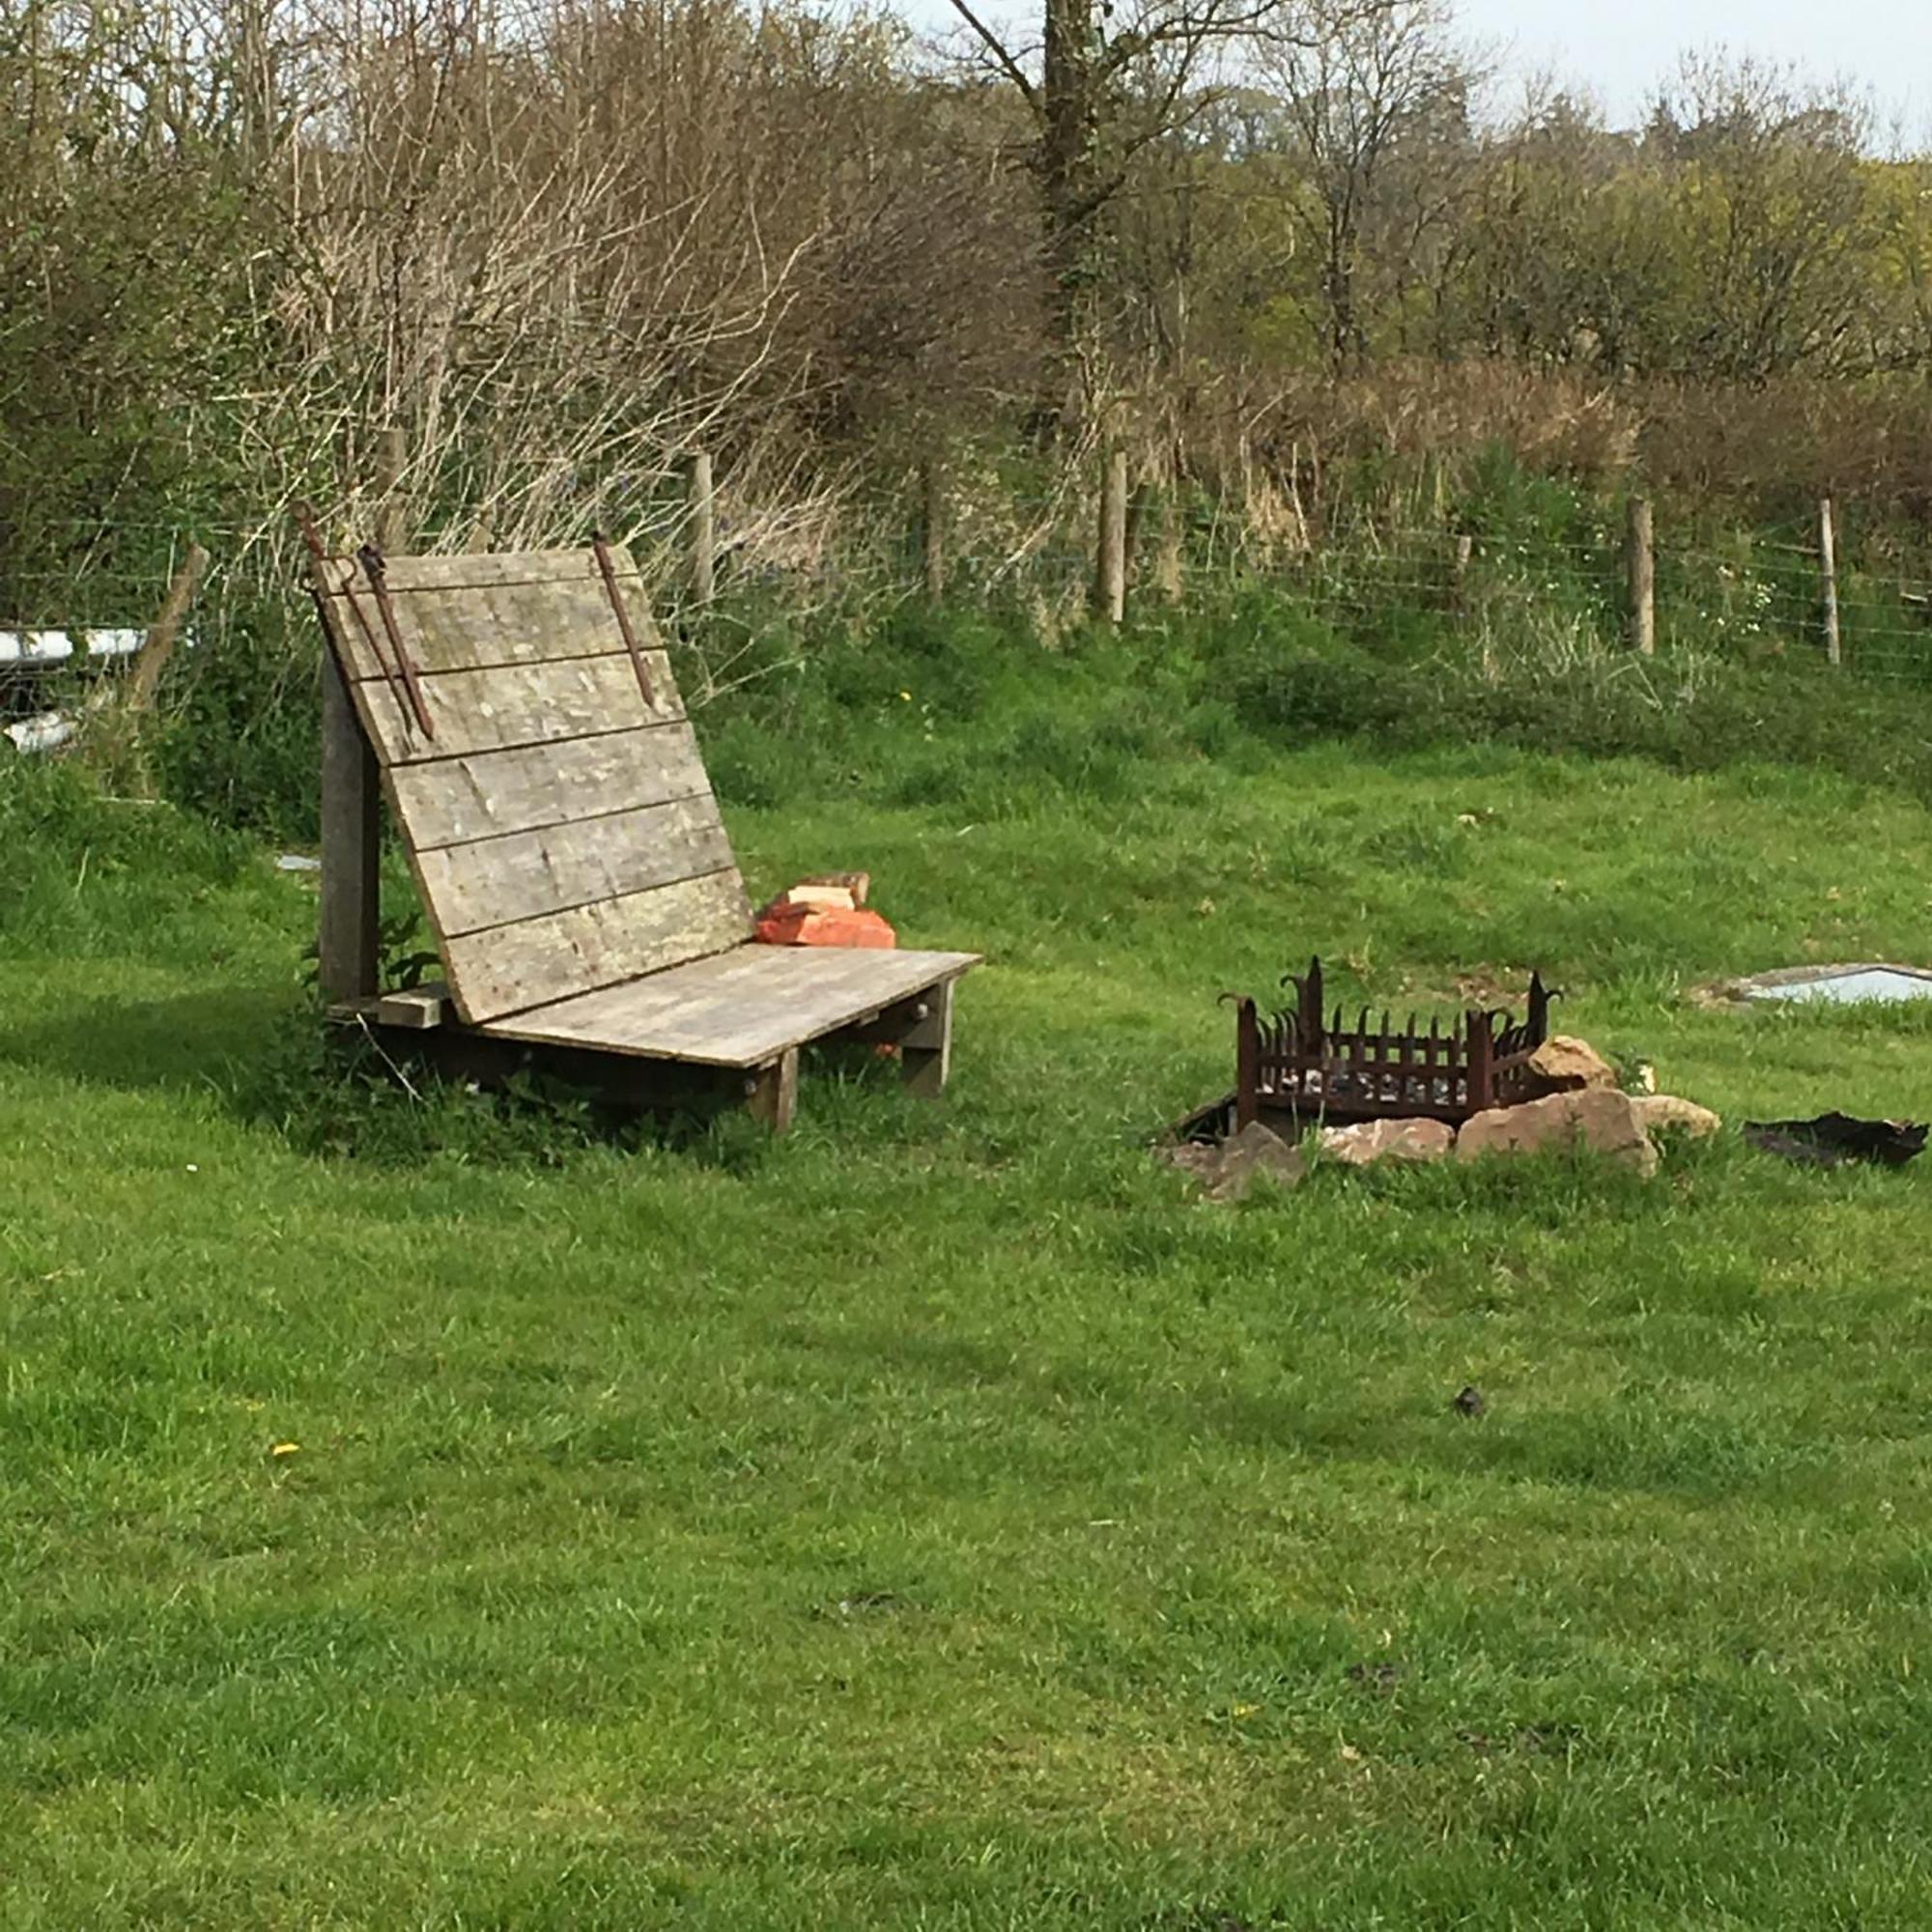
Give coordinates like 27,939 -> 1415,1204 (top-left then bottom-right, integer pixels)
1094,444 -> 1127,624
1451,531 -> 1473,618
127,543 -> 209,717
1625,496 -> 1655,655
101,540 -> 211,799
921,456 -> 946,601
1820,496 -> 1842,668
689,449 -> 716,606
374,423 -> 407,554
318,433 -> 396,1005
1153,484 -> 1184,603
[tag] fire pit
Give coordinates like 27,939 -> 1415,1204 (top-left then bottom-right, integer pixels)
1229,956 -> 1554,1132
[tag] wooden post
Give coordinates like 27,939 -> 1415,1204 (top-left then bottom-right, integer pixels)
1094,444 -> 1127,624
1153,484 -> 1184,603
1451,532 -> 1473,618
127,542 -> 210,716
369,424 -> 412,761
1124,478 -> 1150,565
920,456 -> 946,601
1625,496 -> 1655,655
1820,496 -> 1842,668
318,429 -> 405,1006
747,1047 -> 798,1133
374,423 -> 407,554
689,449 -> 716,606
318,643 -> 381,1006
899,981 -> 954,1098
100,540 -> 212,798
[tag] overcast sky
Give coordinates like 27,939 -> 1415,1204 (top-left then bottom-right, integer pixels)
1452,0 -> 1929,129
909,0 -> 1930,136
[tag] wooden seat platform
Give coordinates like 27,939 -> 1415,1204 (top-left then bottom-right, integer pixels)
308,539 -> 980,1130
480,944 -> 979,1066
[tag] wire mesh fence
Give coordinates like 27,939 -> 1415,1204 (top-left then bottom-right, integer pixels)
7,469 -> 1931,775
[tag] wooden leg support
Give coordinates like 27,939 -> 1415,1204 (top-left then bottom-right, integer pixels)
899,980 -> 953,1098
747,1047 -> 799,1134
318,644 -> 382,1006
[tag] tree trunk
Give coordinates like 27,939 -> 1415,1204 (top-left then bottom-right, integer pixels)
1324,209 -> 1356,372
1037,0 -> 1101,433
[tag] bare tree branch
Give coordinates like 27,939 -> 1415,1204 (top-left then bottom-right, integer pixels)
943,0 -> 1037,107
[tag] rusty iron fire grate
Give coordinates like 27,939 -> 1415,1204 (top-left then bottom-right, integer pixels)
1229,956 -> 1554,1131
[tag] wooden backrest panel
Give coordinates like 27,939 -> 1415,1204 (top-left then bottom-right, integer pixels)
314,544 -> 751,1024
387,725 -> 714,849
414,796 -> 735,935
349,651 -> 682,767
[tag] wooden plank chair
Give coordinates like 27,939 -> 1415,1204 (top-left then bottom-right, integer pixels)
309,542 -> 979,1131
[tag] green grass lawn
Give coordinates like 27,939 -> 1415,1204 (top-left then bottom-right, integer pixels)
7,735 -> 1932,1927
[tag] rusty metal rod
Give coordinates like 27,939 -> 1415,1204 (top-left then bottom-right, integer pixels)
591,532 -> 657,708
355,544 -> 434,740
295,503 -> 415,745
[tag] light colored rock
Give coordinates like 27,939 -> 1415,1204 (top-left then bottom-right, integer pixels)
1633,1094 -> 1721,1140
1523,1035 -> 1618,1094
1320,1117 -> 1456,1167
1456,1088 -> 1659,1178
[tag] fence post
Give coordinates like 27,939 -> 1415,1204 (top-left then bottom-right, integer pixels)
127,543 -> 209,717
1819,496 -> 1842,668
1094,444 -> 1127,624
689,449 -> 716,606
1451,531 -> 1473,618
1153,483 -> 1184,603
921,455 -> 946,601
374,423 -> 407,554
1625,496 -> 1655,655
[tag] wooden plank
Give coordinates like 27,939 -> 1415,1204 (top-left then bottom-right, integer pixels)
323,576 -> 664,683
350,550 -> 614,593
497,942 -> 845,1044
417,795 -> 737,937
564,950 -> 978,1064
386,724 -> 717,849
491,941 -> 830,1043
443,869 -> 753,1023
558,945 -> 922,1043
480,946 -> 981,1065
353,651 -> 681,767
378,982 -> 450,1030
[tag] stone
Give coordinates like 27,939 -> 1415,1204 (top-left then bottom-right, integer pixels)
1456,1087 -> 1659,1178
1633,1094 -> 1721,1140
1202,1121 -> 1307,1202
1154,1122 -> 1307,1201
1522,1035 -> 1618,1094
1153,1141 -> 1223,1181
1319,1117 -> 1456,1167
